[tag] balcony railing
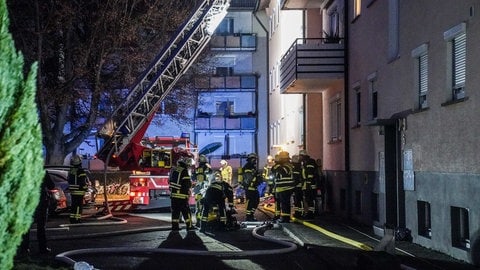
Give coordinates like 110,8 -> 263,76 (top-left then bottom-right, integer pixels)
280,38 -> 345,94
210,33 -> 256,51
195,75 -> 257,90
195,114 -> 256,130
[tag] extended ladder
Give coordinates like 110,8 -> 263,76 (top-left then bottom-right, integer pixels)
97,0 -> 230,163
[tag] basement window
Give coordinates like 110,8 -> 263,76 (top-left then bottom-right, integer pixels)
417,200 -> 431,238
451,206 -> 470,250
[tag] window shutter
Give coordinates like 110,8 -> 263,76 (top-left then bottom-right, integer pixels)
419,53 -> 428,94
453,33 -> 466,87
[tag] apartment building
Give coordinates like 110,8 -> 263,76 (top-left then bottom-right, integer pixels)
192,0 -> 269,169
264,0 -> 346,212
348,0 -> 480,264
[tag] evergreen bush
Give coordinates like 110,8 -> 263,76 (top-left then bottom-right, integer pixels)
0,0 -> 44,268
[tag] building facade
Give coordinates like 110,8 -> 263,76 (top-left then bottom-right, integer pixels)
263,0 -> 480,265
348,0 -> 480,264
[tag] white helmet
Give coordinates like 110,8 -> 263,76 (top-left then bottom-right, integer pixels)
220,160 -> 227,166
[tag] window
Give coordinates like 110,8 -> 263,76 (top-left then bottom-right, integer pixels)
417,201 -> 431,238
353,83 -> 361,126
215,67 -> 233,76
329,95 -> 342,142
216,18 -> 234,35
452,33 -> 467,99
353,0 -> 361,19
327,8 -> 340,39
412,44 -> 429,109
451,206 -> 470,249
444,23 -> 467,100
368,73 -> 378,119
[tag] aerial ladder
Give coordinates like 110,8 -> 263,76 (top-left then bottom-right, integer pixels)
96,0 -> 230,167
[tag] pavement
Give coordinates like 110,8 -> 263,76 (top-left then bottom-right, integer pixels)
17,202 -> 480,270
264,211 -> 479,270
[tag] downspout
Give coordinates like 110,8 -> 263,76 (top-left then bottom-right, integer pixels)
302,10 -> 307,151
254,3 -> 269,155
343,0 -> 351,219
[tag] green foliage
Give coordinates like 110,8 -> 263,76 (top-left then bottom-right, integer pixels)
0,0 -> 44,269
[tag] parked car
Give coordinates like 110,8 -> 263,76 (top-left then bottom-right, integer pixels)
45,166 -> 97,215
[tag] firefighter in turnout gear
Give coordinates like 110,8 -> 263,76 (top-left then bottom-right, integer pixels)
193,154 -> 212,220
68,155 -> 89,224
200,171 -> 227,232
274,151 -> 295,223
291,154 -> 304,219
169,157 -> 194,231
299,150 -> 318,220
264,155 -> 280,220
239,153 -> 263,221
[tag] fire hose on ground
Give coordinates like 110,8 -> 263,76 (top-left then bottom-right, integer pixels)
54,222 -> 298,268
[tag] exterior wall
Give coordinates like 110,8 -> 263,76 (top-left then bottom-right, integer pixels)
266,0 -> 304,157
349,0 -> 480,264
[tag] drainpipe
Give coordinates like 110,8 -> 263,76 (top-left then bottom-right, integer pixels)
302,10 -> 307,151
254,5 -> 269,155
343,0 -> 351,219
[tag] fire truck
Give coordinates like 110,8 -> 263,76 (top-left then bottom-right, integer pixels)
94,0 -> 230,210
128,135 -> 196,210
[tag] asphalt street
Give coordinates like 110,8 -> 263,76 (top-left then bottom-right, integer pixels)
15,202 -> 480,270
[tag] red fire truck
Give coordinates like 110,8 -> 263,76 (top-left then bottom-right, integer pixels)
128,135 -> 196,211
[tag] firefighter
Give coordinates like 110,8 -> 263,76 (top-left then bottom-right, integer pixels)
169,157 -> 194,231
299,150 -> 318,220
274,151 -> 295,223
239,153 -> 263,221
219,159 -> 232,186
291,154 -> 304,219
220,171 -> 238,230
68,155 -> 89,224
200,171 -> 227,232
193,154 -> 212,221
263,155 -> 279,220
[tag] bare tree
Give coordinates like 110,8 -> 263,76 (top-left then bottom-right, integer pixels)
7,0 -> 198,165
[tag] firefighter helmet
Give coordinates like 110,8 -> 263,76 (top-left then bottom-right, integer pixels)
267,155 -> 274,162
70,155 -> 82,166
299,150 -> 308,156
247,153 -> 257,160
278,151 -> 290,160
178,157 -> 193,167
199,154 -> 208,163
214,170 -> 222,181
220,159 -> 227,166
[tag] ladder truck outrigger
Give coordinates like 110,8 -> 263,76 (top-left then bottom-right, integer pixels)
95,0 -> 230,211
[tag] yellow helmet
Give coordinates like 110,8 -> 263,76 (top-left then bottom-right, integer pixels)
278,151 -> 290,160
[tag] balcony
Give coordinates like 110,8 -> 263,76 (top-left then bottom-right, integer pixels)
281,0 -> 326,9
195,113 -> 256,131
210,33 -> 256,51
280,38 -> 345,94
